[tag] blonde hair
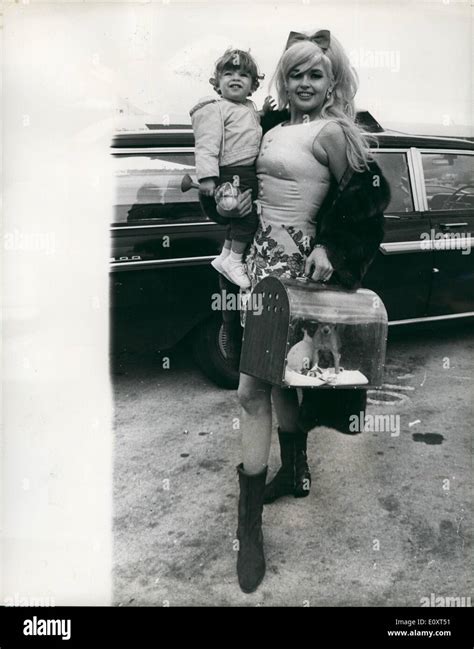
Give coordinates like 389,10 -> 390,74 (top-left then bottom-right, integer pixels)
272,36 -> 375,172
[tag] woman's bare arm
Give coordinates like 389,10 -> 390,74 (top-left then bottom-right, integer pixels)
313,121 -> 349,183
306,122 -> 349,282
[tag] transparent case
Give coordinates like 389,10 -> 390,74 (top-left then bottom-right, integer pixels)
240,276 -> 388,389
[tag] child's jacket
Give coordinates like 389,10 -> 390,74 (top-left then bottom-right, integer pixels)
190,96 -> 262,180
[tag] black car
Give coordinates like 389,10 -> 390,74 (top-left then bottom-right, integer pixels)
110,115 -> 474,387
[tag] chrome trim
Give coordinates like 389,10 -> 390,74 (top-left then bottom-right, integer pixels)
113,146 -> 466,157
380,241 -> 431,254
370,148 -> 410,153
382,132 -> 474,144
114,129 -> 192,135
113,145 -> 423,157
112,147 -> 195,155
111,221 -> 219,230
428,235 -> 473,250
384,214 -> 401,220
114,128 -> 473,145
408,147 -> 428,211
114,130 -> 193,137
418,148 -> 474,155
110,255 -> 216,271
113,146 -> 411,156
380,235 -> 473,254
389,312 -> 474,325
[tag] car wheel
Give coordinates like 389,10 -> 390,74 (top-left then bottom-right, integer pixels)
192,313 -> 240,389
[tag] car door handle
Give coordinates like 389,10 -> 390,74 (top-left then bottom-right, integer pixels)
384,214 -> 401,220
439,222 -> 468,230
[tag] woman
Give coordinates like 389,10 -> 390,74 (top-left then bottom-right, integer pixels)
201,30 -> 390,594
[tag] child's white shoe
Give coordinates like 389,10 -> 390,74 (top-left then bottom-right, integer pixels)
211,254 -> 233,281
221,256 -> 251,289
211,256 -> 227,273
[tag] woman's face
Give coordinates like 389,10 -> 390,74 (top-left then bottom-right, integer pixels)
286,62 -> 331,116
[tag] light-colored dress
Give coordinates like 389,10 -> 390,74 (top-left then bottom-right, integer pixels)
245,118 -> 335,287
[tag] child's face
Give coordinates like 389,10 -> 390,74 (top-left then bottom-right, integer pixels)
218,67 -> 253,102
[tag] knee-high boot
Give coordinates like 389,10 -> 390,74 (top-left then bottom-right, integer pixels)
236,463 -> 267,593
294,429 -> 312,498
263,428 -> 311,504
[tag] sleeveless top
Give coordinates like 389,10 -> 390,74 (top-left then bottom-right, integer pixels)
245,118 -> 335,287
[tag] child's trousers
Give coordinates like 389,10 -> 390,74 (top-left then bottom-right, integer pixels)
218,165 -> 259,244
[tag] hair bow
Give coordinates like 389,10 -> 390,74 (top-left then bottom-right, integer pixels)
285,29 -> 331,52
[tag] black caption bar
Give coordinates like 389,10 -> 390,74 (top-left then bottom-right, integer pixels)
0,606 -> 472,649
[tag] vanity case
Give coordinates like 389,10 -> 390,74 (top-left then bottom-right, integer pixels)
239,276 -> 388,389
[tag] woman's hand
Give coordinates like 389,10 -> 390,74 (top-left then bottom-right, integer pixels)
216,188 -> 253,219
304,246 -> 334,283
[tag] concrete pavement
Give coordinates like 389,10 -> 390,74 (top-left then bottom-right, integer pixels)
112,321 -> 473,606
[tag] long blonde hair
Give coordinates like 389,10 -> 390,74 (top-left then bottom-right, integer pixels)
272,36 -> 374,172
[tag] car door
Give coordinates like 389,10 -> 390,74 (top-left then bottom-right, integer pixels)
420,149 -> 474,316
110,143 -> 226,349
363,148 -> 433,322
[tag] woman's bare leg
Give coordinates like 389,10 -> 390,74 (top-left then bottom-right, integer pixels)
271,386 -> 300,431
238,373 -> 273,475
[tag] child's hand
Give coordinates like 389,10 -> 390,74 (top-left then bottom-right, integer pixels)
261,95 -> 277,114
216,188 -> 253,219
199,179 -> 216,197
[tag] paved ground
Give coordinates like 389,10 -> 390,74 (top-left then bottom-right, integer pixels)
112,321 -> 473,607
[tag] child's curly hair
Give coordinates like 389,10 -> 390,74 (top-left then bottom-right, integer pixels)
209,48 -> 264,95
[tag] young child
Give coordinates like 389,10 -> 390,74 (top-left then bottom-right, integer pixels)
190,49 -> 274,289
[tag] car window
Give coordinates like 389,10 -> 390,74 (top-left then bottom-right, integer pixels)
113,152 -> 209,224
422,153 -> 474,211
372,152 -> 414,212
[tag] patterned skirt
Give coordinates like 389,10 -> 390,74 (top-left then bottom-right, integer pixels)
241,214 -> 317,326
245,215 -> 317,288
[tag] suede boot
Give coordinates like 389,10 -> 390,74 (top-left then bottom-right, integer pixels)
264,428 -> 311,504
294,430 -> 312,499
236,463 -> 267,593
